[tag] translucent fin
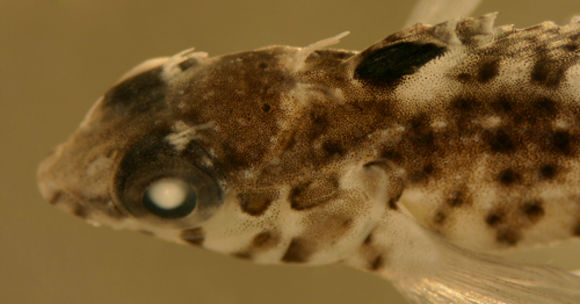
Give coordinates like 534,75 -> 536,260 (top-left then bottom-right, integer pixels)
394,241 -> 580,304
117,57 -> 169,83
345,212 -> 580,304
290,31 -> 350,72
404,0 -> 482,27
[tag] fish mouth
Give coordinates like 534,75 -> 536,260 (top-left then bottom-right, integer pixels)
37,144 -> 65,204
38,163 -> 125,224
37,143 -> 117,222
37,151 -> 90,220
45,189 -> 90,219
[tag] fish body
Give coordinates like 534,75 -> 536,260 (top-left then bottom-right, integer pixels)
38,13 -> 580,304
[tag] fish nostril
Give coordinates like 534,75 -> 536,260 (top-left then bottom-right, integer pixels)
37,173 -> 64,206
37,142 -> 73,206
48,190 -> 64,205
43,188 -> 92,220
71,202 -> 89,219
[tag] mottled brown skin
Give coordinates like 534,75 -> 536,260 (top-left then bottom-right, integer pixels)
38,15 -> 580,274
35,14 -> 580,304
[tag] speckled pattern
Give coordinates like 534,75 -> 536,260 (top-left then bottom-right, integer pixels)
37,13 -> 580,304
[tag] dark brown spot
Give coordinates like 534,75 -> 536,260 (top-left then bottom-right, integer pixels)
423,163 -> 434,175
238,191 -> 276,216
369,255 -> 384,271
496,227 -> 521,246
388,197 -> 399,210
354,42 -> 447,85
539,164 -> 557,179
289,183 -> 309,209
452,97 -> 478,113
380,148 -> 403,163
531,57 -> 550,83
322,140 -> 345,156
498,169 -> 521,185
281,238 -> 312,263
407,115 -> 434,147
531,57 -> 565,87
363,233 -> 373,246
103,67 -> 166,114
252,231 -> 279,248
72,203 -> 88,219
434,211 -> 446,225
564,43 -> 578,52
521,200 -> 544,221
222,144 -> 251,169
258,62 -> 268,69
477,59 -> 500,82
180,227 -> 205,246
489,129 -> 515,153
447,191 -> 465,207
341,218 -> 352,227
573,221 -> 580,236
485,212 -> 502,227
48,190 -> 63,205
456,72 -> 471,82
233,252 -> 252,260
289,177 -> 339,210
409,164 -> 435,183
281,131 -> 297,152
305,214 -> 353,245
533,97 -> 557,115
261,103 -> 271,112
552,131 -> 571,154
308,110 -> 329,141
492,97 -> 512,113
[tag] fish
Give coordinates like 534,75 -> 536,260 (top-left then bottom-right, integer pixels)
37,3 -> 580,304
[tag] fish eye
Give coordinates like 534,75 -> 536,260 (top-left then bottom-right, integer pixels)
142,177 -> 197,218
114,131 -> 223,224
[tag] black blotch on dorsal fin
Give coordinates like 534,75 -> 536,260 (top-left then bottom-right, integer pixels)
354,42 -> 447,85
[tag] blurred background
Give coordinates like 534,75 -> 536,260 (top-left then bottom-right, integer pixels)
1,0 -> 579,303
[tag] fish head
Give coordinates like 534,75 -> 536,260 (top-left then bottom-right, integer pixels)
37,46 -> 388,265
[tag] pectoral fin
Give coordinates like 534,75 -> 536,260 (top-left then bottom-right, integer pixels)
345,211 -> 580,304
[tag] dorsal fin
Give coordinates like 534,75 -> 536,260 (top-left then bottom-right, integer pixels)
404,0 -> 482,27
348,14 -> 498,86
354,42 -> 447,85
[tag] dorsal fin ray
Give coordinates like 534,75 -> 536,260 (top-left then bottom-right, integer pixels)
404,0 -> 482,27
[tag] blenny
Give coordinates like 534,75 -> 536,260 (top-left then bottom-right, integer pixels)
37,3 -> 580,303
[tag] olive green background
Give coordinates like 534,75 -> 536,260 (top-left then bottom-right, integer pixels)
2,1 -> 579,303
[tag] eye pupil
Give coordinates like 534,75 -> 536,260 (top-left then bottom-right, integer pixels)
147,178 -> 188,209
143,178 -> 197,218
